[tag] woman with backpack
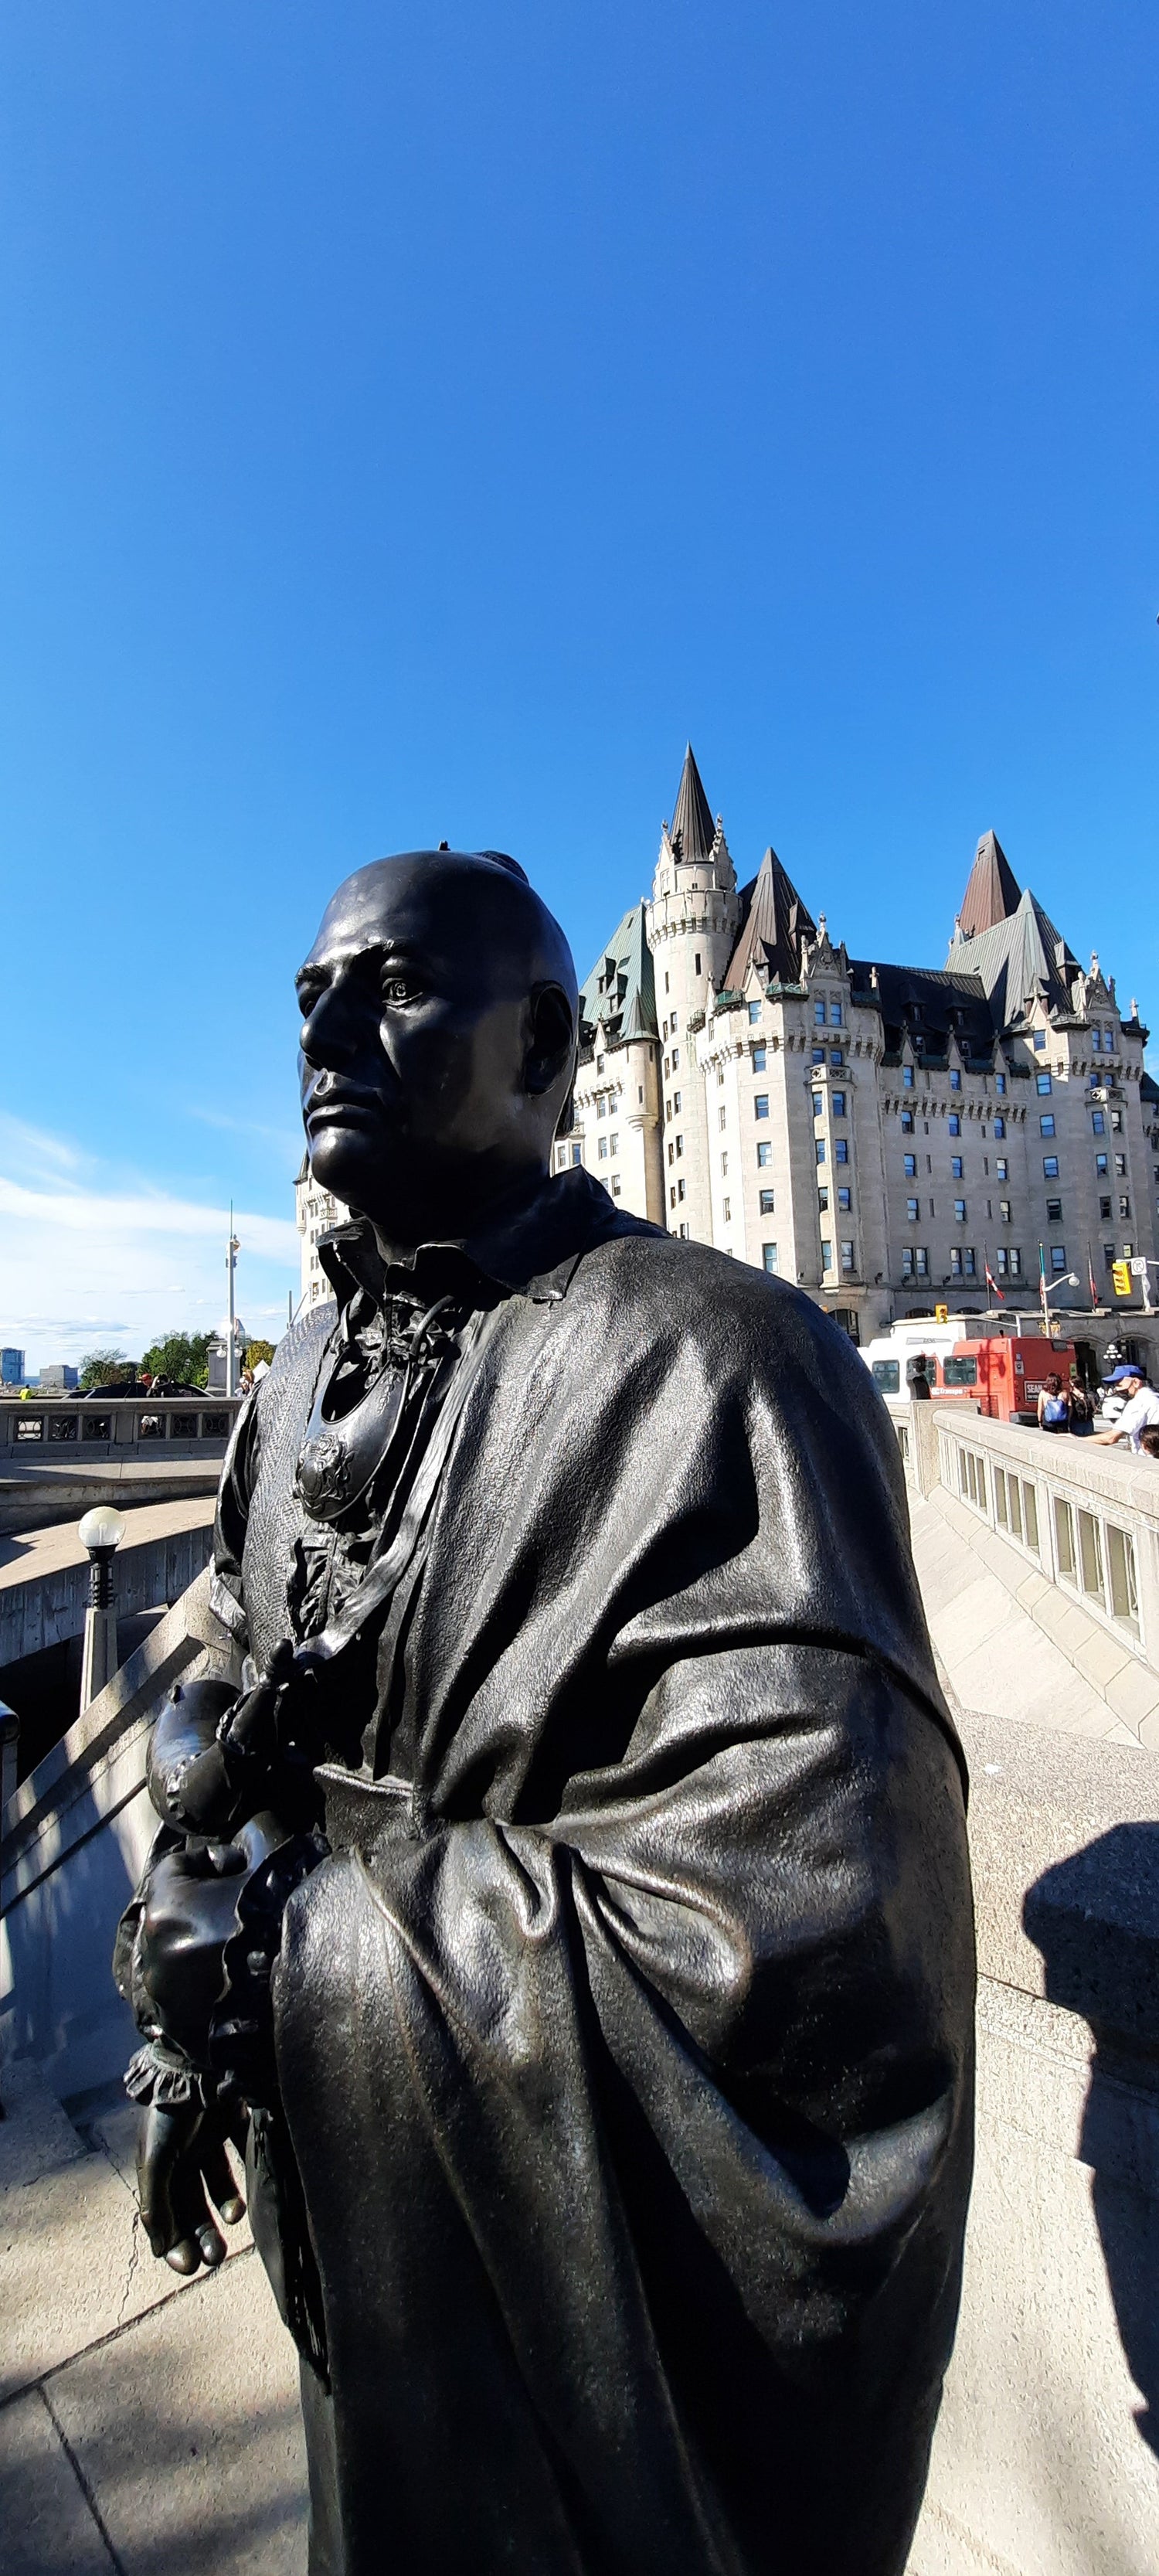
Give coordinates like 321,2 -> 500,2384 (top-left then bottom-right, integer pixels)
1037,1373 -> 1072,1433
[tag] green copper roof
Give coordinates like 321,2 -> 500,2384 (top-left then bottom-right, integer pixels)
579,902 -> 658,1045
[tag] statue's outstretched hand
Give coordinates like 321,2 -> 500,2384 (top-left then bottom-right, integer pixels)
137,2091 -> 246,2275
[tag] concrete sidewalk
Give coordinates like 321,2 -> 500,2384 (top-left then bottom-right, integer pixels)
0,2061 -> 307,2574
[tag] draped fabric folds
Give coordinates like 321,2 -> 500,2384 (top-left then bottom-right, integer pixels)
215,1186 -> 974,2576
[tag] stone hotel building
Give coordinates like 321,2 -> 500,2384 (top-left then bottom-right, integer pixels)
297,748 -> 1159,1337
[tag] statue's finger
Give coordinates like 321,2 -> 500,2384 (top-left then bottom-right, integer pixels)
202,2135 -> 246,2225
165,2236 -> 202,2275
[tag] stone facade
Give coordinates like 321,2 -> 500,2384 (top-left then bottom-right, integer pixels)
559,751 -> 1159,1338
294,1156 -> 346,1308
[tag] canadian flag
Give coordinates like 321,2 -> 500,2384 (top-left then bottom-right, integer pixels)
985,1262 -> 1005,1302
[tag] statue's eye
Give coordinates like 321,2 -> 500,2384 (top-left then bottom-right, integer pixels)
381,974 -> 420,1005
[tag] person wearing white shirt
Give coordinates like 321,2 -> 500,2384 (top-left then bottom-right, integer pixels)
1093,1364 -> 1159,1449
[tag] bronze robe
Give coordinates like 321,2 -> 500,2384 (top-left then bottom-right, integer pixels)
206,1176 -> 975,2574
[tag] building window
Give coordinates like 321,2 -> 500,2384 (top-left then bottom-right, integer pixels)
677,1178 -> 685,1201
838,1186 -> 851,1212
1036,1073 -> 1052,1095
720,1151 -> 729,1176
994,1117 -> 1005,1138
815,1001 -> 826,1024
996,1158 -> 1008,1181
722,1196 -> 731,1222
664,974 -> 669,995
1111,1111 -> 1123,1132
669,1184 -> 676,1208
903,1153 -> 916,1177
611,1175 -> 621,1197
1033,1032 -> 1046,1052
754,1094 -> 770,1119
1010,1249 -> 1022,1276
964,1248 -> 977,1276
678,1222 -> 690,1239
950,1070 -> 961,1091
902,1248 -> 915,1280
901,1111 -> 914,1133
834,1140 -> 848,1164
821,1240 -> 833,1271
954,1199 -> 967,1222
950,1248 -> 963,1278
752,1043 -> 767,1072
915,1247 -> 930,1277
830,1002 -> 843,1026
1103,1243 -> 1117,1271
816,1140 -> 827,1165
748,999 -> 760,1024
598,1138 -> 608,1161
812,1046 -> 826,1064
762,1243 -> 777,1272
996,1074 -> 1007,1094
760,1188 -> 775,1214
1120,1196 -> 1131,1219
1045,1198 -> 1062,1221
841,1240 -> 855,1272
1043,1155 -> 1059,1178
756,1142 -> 773,1168
717,1104 -> 726,1131
902,1067 -> 914,1088
667,1142 -> 674,1165
695,952 -> 702,975
818,1185 -> 830,1212
672,1090 -> 681,1113
597,1096 -> 607,1119
675,1134 -> 684,1158
906,1196 -> 919,1221
596,1053 -> 605,1073
951,1155 -> 963,1179
832,1091 -> 846,1118
1115,1153 -> 1127,1176
831,1049 -> 844,1067
671,1046 -> 680,1068
1051,1246 -> 1066,1273
1040,1114 -> 1055,1137
1100,1196 -> 1112,1220
669,1010 -> 678,1033
571,1143 -> 582,1167
1092,1111 -> 1106,1135
609,1134 -> 618,1156
948,1114 -> 960,1136
813,1091 -> 824,1118
1091,1028 -> 1102,1052
1096,1152 -> 1108,1176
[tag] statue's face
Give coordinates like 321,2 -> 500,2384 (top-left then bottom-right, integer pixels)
296,853 -> 569,1237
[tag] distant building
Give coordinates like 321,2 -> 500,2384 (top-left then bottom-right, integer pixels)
1,1348 -> 25,1387
37,1363 -> 79,1392
559,747 -> 1159,1339
294,1156 -> 347,1307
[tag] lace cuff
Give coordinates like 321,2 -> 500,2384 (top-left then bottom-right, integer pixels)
124,2040 -> 209,2112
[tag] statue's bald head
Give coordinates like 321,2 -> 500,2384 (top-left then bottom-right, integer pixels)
297,849 -> 579,1243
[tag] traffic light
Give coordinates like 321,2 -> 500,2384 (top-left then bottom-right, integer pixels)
1112,1261 -> 1132,1298
934,1305 -> 949,1323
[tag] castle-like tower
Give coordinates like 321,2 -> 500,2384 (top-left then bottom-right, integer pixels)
644,747 -> 740,1240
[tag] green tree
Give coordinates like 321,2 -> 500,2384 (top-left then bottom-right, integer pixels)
78,1348 -> 138,1390
245,1339 -> 276,1370
141,1332 -> 213,1390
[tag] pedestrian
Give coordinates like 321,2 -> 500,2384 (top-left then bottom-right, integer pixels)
1036,1373 -> 1071,1434
1067,1372 -> 1093,1436
908,1353 -> 932,1400
1139,1425 -> 1159,1462
1092,1363 -> 1159,1451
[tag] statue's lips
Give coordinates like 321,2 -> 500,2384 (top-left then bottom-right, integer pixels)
305,1091 -> 384,1128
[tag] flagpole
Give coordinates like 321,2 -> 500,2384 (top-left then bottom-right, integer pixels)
1038,1240 -> 1048,1339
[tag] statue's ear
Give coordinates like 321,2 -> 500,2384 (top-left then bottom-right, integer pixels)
525,983 -> 576,1098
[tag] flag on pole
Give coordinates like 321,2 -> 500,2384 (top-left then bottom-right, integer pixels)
1038,1240 -> 1049,1335
1087,1243 -> 1099,1307
984,1260 -> 1004,1303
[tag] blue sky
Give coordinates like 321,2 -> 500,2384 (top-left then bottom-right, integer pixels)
1,3 -> 1156,1366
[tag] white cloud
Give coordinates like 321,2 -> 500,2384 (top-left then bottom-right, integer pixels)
0,1152 -> 300,1371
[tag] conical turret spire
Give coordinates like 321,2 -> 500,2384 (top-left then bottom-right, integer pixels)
668,744 -> 716,865
955,830 -> 1021,939
725,846 -> 817,989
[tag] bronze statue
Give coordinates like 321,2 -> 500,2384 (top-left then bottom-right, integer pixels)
116,848 -> 974,2576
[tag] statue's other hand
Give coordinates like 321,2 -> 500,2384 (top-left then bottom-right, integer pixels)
136,2095 -> 246,2275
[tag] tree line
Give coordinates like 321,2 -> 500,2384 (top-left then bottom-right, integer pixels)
77,1333 -> 277,1390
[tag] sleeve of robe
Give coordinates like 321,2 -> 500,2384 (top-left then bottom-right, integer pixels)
270,1246 -> 975,2576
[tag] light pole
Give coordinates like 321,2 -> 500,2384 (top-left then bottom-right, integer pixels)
226,1212 -> 241,1399
1038,1263 -> 1080,1336
78,1506 -> 127,1710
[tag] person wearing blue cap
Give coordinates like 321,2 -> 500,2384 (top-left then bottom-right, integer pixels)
1093,1363 -> 1159,1449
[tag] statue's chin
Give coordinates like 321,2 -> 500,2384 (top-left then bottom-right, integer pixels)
307,1127 -> 388,1217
